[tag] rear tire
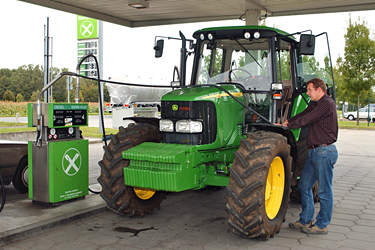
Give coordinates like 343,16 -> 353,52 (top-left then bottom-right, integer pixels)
347,115 -> 354,121
98,123 -> 166,216
290,138 -> 319,203
226,131 -> 292,240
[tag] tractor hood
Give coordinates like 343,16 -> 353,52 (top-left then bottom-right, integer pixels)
161,84 -> 243,102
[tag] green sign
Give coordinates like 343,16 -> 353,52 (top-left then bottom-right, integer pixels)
77,16 -> 98,40
52,104 -> 88,110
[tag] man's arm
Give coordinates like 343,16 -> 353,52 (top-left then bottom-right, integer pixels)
287,98 -> 331,129
275,103 -> 314,127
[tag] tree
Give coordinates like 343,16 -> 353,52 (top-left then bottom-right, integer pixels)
16,93 -> 24,102
334,57 -> 347,106
203,50 -> 222,78
11,64 -> 44,101
339,17 -> 375,126
3,89 -> 15,101
29,91 -> 43,102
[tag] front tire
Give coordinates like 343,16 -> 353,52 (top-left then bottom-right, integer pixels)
347,115 -> 355,121
13,157 -> 28,193
226,131 -> 292,240
98,123 -> 166,216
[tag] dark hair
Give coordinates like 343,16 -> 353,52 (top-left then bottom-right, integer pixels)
306,78 -> 327,93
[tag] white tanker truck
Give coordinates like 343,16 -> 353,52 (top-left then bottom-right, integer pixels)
105,79 -> 171,129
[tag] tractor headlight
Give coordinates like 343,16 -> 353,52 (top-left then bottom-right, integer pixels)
176,120 -> 202,133
159,119 -> 174,132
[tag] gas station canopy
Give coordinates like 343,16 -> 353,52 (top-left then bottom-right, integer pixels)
19,0 -> 375,27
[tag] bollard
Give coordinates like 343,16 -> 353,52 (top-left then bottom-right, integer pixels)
15,113 -> 20,123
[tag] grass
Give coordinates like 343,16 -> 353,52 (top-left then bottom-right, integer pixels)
0,121 -> 30,127
0,121 -> 118,138
80,127 -> 119,138
337,120 -> 375,129
1,119 -> 375,138
0,102 -> 111,117
0,127 -> 36,133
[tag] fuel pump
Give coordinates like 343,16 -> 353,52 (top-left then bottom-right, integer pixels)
28,73 -> 89,205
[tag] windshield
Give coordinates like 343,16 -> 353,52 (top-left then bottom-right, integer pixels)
196,38 -> 272,91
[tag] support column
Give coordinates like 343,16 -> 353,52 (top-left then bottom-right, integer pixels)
245,9 -> 262,25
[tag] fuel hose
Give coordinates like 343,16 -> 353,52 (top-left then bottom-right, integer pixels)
76,54 -> 104,194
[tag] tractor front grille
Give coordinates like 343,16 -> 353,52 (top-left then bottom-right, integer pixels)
161,101 -> 217,145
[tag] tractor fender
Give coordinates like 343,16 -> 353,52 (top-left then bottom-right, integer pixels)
128,117 -> 160,129
249,124 -> 298,165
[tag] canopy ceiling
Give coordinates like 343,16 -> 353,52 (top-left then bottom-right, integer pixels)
19,0 -> 375,27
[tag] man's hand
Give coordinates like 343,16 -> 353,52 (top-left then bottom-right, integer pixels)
275,120 -> 289,127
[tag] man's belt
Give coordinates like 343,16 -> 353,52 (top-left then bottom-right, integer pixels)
309,143 -> 332,149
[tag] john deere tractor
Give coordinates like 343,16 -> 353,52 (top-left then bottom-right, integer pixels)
98,25 -> 335,240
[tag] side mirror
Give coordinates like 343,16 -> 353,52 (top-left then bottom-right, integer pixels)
327,86 -> 333,97
299,34 -> 315,55
154,39 -> 164,58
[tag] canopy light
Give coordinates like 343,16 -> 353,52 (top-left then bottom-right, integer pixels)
128,0 -> 149,9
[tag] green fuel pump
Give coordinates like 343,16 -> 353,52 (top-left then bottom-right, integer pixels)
28,73 -> 89,205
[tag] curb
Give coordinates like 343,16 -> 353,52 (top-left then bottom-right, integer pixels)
87,138 -> 103,144
0,205 -> 107,247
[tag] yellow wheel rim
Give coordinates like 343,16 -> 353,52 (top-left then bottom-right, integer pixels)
265,156 -> 285,220
133,187 -> 156,200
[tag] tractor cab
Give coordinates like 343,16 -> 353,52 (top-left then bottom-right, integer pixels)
190,26 -> 334,128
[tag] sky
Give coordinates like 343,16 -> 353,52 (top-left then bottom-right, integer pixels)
1,0 -> 375,85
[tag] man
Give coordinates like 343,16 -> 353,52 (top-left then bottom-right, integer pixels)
279,78 -> 338,234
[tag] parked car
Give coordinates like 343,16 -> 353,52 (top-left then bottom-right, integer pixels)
0,140 -> 28,193
344,107 -> 375,121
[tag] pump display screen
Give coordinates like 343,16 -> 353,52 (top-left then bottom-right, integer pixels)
53,109 -> 87,127
51,104 -> 88,127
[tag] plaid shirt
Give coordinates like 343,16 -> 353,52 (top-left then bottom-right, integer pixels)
287,94 -> 338,146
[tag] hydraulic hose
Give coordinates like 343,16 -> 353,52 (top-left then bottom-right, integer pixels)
0,172 -> 5,213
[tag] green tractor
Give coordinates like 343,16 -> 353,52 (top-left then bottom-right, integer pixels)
98,25 -> 335,240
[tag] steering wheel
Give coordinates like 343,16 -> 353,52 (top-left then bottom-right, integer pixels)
229,68 -> 253,82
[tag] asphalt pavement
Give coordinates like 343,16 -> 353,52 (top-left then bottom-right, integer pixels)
1,129 -> 375,250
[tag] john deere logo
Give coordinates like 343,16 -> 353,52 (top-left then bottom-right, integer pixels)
172,104 -> 178,111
